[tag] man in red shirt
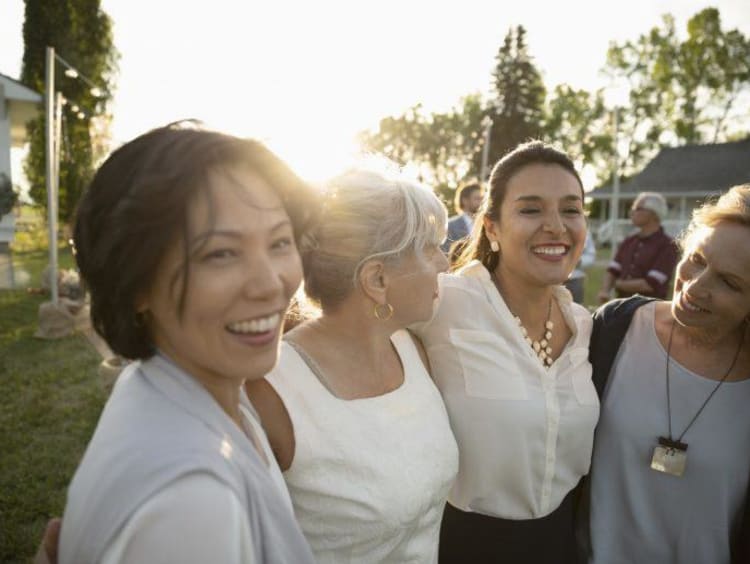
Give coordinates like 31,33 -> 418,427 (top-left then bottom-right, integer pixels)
597,192 -> 678,303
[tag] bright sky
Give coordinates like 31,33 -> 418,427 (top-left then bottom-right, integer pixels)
2,0 -> 750,184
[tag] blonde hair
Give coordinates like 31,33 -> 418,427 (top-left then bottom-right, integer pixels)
679,184 -> 750,251
301,163 -> 447,311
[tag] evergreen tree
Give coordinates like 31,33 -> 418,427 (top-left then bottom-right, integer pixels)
21,0 -> 117,223
485,26 -> 546,167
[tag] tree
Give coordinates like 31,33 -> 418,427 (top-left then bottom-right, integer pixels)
0,173 -> 18,217
21,0 -> 118,223
359,94 -> 488,206
485,26 -> 546,166
542,85 -> 612,183
604,9 -> 750,152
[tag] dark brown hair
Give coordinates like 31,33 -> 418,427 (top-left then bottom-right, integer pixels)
74,121 -> 318,359
454,140 -> 583,273
454,181 -> 482,213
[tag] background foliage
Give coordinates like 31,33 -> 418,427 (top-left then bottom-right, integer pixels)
21,0 -> 118,224
361,8 -> 750,211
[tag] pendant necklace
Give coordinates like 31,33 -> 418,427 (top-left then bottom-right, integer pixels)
650,319 -> 743,477
491,271 -> 554,368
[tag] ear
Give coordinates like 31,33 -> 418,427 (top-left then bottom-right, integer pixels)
358,259 -> 388,304
134,289 -> 150,314
483,216 -> 500,247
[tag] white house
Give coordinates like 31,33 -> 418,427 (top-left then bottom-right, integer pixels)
1,72 -> 42,287
589,137 -> 750,244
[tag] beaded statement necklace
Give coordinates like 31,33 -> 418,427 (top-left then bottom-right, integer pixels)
515,300 -> 554,367
490,271 -> 555,368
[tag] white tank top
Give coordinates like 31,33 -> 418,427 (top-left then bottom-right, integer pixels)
266,329 -> 459,564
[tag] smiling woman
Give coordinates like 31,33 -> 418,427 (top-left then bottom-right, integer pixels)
585,184 -> 750,564
57,122 -> 318,564
412,140 -> 596,563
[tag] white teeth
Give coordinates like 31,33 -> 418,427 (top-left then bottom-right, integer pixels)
682,295 -> 706,313
533,246 -> 566,255
227,313 -> 280,334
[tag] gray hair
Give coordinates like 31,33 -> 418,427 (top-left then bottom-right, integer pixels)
635,191 -> 668,222
301,162 -> 447,311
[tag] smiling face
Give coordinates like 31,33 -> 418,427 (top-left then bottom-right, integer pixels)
139,164 -> 303,388
485,163 -> 586,289
671,222 -> 750,335
386,243 -> 449,325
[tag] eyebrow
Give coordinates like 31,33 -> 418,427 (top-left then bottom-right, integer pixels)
189,218 -> 293,248
514,194 -> 582,203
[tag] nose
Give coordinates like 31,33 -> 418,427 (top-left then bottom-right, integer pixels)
543,210 -> 566,235
681,265 -> 710,299
243,253 -> 286,301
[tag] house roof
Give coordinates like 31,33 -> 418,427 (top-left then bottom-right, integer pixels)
0,72 -> 43,146
0,72 -> 42,103
591,137 -> 750,197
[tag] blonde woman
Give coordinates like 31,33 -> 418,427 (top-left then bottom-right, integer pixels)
247,166 -> 459,563
585,185 -> 750,564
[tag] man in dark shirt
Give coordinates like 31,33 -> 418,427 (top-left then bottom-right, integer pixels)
597,192 -> 679,303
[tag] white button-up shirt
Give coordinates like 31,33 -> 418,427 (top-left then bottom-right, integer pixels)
412,261 -> 599,519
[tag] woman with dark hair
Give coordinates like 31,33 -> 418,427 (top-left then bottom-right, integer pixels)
584,185 -> 750,564
413,140 -> 598,563
57,122 -> 316,563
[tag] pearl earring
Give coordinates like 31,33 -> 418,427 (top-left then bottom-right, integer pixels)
490,241 -> 499,253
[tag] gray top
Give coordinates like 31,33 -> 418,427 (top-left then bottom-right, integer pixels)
589,302 -> 750,564
59,354 -> 315,564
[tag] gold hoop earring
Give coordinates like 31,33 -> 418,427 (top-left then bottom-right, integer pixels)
490,240 -> 499,253
374,303 -> 394,321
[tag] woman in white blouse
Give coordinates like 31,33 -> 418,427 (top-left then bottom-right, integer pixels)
413,140 -> 599,563
246,166 -> 459,564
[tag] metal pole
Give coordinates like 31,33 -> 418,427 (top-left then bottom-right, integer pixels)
479,117 -> 493,183
609,106 -> 620,259
45,46 -> 59,304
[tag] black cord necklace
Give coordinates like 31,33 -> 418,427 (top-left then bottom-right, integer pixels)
650,318 -> 744,477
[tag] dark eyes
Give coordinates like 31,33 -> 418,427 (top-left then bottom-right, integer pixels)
519,207 -> 581,215
272,237 -> 294,250
204,249 -> 236,261
724,279 -> 741,291
689,253 -> 741,291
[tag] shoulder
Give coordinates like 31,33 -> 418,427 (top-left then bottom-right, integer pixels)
592,295 -> 657,329
102,474 -> 253,563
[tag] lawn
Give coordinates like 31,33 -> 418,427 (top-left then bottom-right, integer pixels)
0,250 -> 106,562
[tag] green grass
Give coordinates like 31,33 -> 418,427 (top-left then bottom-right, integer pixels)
583,259 -> 606,310
0,287 -> 105,562
10,247 -> 75,290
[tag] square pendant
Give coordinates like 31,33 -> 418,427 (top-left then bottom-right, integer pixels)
650,445 -> 687,477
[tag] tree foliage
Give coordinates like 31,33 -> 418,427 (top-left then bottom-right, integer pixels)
605,8 -> 750,151
485,26 -> 546,167
359,95 -> 487,208
21,0 -> 118,223
0,173 -> 18,217
361,7 -> 750,199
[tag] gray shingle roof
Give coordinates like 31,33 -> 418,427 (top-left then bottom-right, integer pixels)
592,137 -> 750,196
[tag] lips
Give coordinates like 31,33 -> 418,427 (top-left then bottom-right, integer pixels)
679,292 -> 710,313
532,245 -> 568,256
226,312 -> 282,334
